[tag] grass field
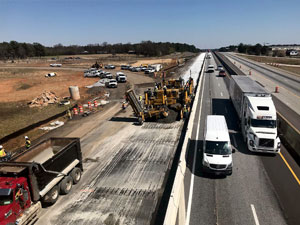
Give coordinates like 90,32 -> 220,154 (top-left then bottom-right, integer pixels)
238,54 -> 300,65
277,66 -> 300,76
0,102 -> 70,139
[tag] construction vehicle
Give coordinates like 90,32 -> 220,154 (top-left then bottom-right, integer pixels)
125,77 -> 194,124
125,89 -> 168,125
0,138 -> 83,225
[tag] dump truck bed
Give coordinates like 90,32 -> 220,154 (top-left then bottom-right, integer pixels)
0,138 -> 82,201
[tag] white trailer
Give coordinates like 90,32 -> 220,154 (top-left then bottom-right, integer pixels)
229,75 -> 280,153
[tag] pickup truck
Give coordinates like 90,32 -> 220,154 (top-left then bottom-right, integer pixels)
106,79 -> 118,88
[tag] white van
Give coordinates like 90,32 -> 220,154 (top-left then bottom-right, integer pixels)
202,115 -> 233,175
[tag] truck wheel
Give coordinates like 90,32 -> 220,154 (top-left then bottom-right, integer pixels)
70,167 -> 82,184
42,185 -> 59,205
60,176 -> 73,195
138,117 -> 143,125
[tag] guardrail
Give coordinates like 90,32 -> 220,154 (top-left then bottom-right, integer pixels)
162,56 -> 206,225
214,51 -> 300,161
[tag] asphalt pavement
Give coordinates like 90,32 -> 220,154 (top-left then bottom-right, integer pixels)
183,56 -> 300,225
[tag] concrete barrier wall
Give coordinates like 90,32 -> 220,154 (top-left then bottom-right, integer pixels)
277,112 -> 300,156
163,55 -> 206,225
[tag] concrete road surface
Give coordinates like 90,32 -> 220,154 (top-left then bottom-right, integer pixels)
224,52 -> 300,117
182,56 -> 300,225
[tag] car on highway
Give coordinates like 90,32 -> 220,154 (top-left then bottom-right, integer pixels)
105,64 -> 115,69
207,65 -> 215,73
106,79 -> 118,88
202,115 -> 233,176
218,70 -> 226,77
217,65 -> 224,71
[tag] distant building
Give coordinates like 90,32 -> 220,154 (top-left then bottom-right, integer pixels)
271,45 -> 300,51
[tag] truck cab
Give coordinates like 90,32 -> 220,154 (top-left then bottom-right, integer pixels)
243,96 -> 281,153
202,115 -> 233,176
0,177 -> 32,225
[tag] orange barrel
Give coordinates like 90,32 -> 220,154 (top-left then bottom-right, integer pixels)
79,105 -> 83,113
73,107 -> 78,115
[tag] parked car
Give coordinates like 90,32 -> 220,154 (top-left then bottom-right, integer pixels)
100,71 -> 112,78
116,72 -> 127,82
217,65 -> 224,71
106,73 -> 113,79
145,68 -> 155,74
50,63 -> 62,67
105,64 -> 115,69
106,79 -> 118,88
207,65 -> 215,73
131,67 -> 142,72
121,65 -> 130,70
45,72 -> 56,77
219,70 -> 226,77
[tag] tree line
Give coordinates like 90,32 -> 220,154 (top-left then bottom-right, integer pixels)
219,43 -> 271,56
0,41 -> 200,60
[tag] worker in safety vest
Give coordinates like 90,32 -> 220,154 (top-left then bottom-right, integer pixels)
25,136 -> 31,149
183,105 -> 188,118
0,145 -> 7,158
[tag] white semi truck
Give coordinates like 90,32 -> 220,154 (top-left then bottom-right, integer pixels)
229,75 -> 281,153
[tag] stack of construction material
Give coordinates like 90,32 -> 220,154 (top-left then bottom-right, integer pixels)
29,91 -> 60,107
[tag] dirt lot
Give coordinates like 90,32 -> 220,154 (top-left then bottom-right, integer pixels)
0,52 -> 195,148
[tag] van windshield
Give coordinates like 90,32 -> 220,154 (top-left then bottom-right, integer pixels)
205,141 -> 231,155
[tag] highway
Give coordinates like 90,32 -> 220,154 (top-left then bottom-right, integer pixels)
224,53 -> 300,118
182,56 -> 300,225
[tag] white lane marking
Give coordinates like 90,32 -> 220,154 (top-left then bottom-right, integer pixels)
251,204 -> 260,225
218,83 -> 220,87
220,92 -> 223,97
185,69 -> 206,225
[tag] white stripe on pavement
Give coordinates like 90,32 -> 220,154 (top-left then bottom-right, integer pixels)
185,69 -> 206,225
251,204 -> 260,225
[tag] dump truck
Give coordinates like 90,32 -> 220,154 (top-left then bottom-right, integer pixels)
0,137 -> 83,225
229,75 -> 280,153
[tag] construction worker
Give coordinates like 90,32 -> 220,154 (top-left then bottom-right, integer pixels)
0,145 -> 7,158
139,95 -> 143,102
163,85 -> 167,96
67,109 -> 72,119
25,136 -> 31,149
122,101 -> 127,110
183,105 -> 188,118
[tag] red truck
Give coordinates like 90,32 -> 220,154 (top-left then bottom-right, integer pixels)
0,137 -> 83,225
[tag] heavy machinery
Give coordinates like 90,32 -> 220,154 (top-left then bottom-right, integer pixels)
125,77 -> 194,124
0,138 -> 83,225
125,89 -> 168,125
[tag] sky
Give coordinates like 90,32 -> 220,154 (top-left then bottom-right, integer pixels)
0,0 -> 299,49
